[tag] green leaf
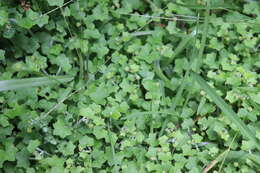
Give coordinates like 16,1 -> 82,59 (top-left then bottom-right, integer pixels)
93,126 -> 107,139
0,76 -> 73,92
47,0 -> 64,7
103,107 -> 122,120
145,147 -> 157,158
87,83 -> 112,104
12,34 -> 40,53
0,49 -> 5,61
40,156 -> 65,169
0,150 -> 5,168
58,141 -> 75,156
174,58 -> 188,74
79,136 -> 94,147
52,54 -> 72,73
3,25 -> 16,38
241,140 -> 255,150
249,93 -> 260,104
166,21 -> 178,34
90,43 -> 109,58
209,37 -> 224,51
84,29 -> 101,39
18,18 -> 35,29
27,9 -> 39,20
122,0 -> 142,9
191,72 -> 260,151
0,141 -> 18,168
27,140 -> 41,153
92,4 -> 109,21
36,15 -> 49,27
204,53 -> 218,69
0,116 -> 9,127
53,118 -> 72,138
16,149 -> 30,168
5,105 -> 27,119
243,2 -> 260,16
4,140 -> 18,162
0,9 -> 8,26
26,52 -> 48,71
158,152 -> 172,161
49,44 -> 63,55
79,107 -> 95,118
161,35 -> 193,66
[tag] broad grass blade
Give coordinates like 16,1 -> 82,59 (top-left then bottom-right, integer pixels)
191,72 -> 260,151
0,76 -> 73,92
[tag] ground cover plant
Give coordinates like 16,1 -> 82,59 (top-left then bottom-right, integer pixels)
0,0 -> 260,172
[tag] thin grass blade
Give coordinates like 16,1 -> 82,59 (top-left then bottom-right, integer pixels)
0,76 -> 73,92
107,118 -> 117,170
191,72 -> 260,151
161,34 -> 193,67
130,31 -> 154,36
158,14 -> 201,136
194,1 -> 210,72
154,60 -> 174,90
122,111 -> 176,120
174,2 -> 234,10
